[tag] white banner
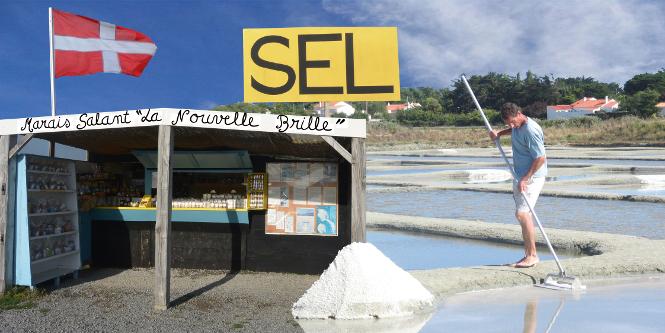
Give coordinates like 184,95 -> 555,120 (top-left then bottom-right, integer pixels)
0,108 -> 366,138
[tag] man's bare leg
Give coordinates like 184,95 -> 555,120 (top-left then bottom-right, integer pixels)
515,211 -> 539,266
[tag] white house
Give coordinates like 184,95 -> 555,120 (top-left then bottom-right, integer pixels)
547,97 -> 619,120
313,101 -> 356,117
657,102 -> 665,117
385,101 -> 421,114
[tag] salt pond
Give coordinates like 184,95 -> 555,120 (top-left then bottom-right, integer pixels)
367,229 -> 577,270
368,189 -> 665,239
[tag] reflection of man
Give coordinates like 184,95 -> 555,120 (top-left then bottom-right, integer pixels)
489,103 -> 547,268
523,300 -> 537,333
316,208 -> 335,234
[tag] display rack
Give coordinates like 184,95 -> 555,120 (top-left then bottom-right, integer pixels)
15,155 -> 81,287
246,173 -> 267,210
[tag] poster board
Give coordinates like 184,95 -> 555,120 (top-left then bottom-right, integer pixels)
266,162 -> 338,236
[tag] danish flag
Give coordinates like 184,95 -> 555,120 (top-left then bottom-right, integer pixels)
52,9 -> 157,78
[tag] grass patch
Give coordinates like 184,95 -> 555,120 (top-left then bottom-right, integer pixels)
0,287 -> 44,310
231,322 -> 244,329
367,117 -> 665,148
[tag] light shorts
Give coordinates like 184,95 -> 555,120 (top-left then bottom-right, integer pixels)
512,177 -> 545,213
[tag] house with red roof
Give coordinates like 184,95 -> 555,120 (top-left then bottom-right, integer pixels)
656,102 -> 665,116
547,97 -> 619,120
385,101 -> 422,114
313,101 -> 356,117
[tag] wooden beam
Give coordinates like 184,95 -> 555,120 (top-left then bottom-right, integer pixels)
154,125 -> 174,310
8,134 -> 33,160
5,136 -> 16,289
0,136 -> 10,293
350,137 -> 366,242
321,136 -> 353,164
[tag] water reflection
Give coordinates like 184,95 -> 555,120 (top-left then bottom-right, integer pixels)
297,312 -> 433,333
523,299 -> 538,333
544,298 -> 565,333
521,297 -> 566,333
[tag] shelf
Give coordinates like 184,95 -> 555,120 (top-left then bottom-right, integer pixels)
32,267 -> 79,285
28,190 -> 75,193
27,170 -> 70,176
16,155 -> 82,288
30,231 -> 77,241
95,206 -> 248,211
29,211 -> 76,217
91,207 -> 250,224
31,250 -> 80,265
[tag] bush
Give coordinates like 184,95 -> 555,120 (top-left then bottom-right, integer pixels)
539,116 -> 601,128
369,120 -> 399,133
350,112 -> 369,120
371,111 -> 391,120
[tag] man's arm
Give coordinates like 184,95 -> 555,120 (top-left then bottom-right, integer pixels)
518,155 -> 546,192
489,128 -> 512,141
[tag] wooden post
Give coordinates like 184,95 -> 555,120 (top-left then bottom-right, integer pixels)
154,125 -> 173,310
351,137 -> 366,242
0,136 -> 10,293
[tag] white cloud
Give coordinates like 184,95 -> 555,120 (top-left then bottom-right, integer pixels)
322,0 -> 665,87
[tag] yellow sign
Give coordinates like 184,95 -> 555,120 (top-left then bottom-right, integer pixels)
243,27 -> 400,102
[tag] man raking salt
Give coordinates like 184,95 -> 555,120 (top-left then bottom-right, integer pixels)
489,102 -> 547,268
462,75 -> 584,290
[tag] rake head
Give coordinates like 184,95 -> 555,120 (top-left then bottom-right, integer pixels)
536,273 -> 586,291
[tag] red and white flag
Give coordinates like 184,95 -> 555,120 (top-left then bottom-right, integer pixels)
52,9 -> 157,78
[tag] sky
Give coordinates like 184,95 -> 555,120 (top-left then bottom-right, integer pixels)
1,0 -> 664,119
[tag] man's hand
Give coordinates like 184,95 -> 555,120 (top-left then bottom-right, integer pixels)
518,176 -> 530,193
489,130 -> 499,141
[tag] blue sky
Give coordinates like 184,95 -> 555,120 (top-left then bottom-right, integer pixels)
2,0 -> 665,119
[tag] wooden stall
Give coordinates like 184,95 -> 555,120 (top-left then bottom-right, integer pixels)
0,109 -> 366,310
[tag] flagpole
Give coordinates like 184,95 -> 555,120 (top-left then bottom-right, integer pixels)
49,7 -> 56,116
48,7 -> 56,156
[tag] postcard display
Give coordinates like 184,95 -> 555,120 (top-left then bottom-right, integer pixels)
14,155 -> 81,287
266,163 -> 338,236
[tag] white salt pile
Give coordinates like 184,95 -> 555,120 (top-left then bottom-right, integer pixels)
636,175 -> 665,185
292,242 -> 435,320
466,169 -> 512,184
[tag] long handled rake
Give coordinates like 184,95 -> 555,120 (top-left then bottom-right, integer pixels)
461,75 -> 584,291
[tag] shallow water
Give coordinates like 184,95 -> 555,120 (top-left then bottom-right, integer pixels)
421,278 -> 665,333
368,189 -> 665,239
565,184 -> 665,197
367,168 -> 452,177
367,229 -> 576,270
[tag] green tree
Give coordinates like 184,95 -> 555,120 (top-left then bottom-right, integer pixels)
214,103 -> 268,113
624,70 -> 665,99
422,97 -> 443,113
620,89 -> 660,118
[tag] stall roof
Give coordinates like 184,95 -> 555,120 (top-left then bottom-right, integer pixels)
32,126 -> 349,159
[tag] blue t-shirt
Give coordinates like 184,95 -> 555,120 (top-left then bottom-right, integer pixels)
511,117 -> 547,179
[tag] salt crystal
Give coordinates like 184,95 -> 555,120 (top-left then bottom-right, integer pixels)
292,242 -> 435,319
